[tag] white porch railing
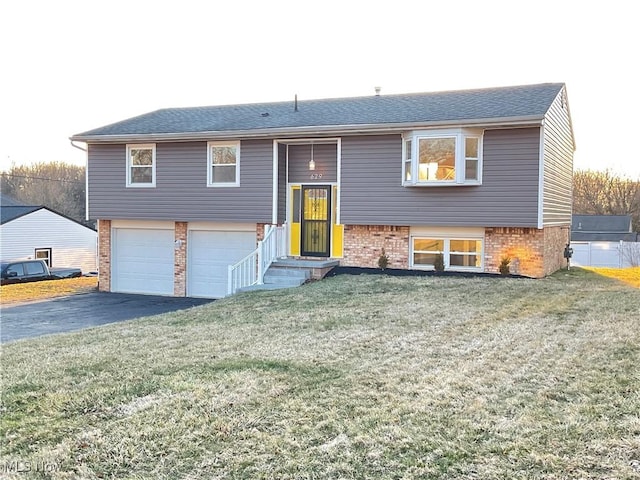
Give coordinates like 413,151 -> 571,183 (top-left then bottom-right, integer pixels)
228,224 -> 288,295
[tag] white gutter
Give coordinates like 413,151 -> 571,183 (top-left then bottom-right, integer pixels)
70,115 -> 544,143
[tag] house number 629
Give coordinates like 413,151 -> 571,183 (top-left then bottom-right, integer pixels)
310,173 -> 323,179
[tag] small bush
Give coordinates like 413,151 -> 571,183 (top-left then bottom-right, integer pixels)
378,248 -> 389,270
434,253 -> 445,273
499,257 -> 511,276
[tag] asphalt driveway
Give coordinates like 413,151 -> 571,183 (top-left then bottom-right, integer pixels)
1,292 -> 215,343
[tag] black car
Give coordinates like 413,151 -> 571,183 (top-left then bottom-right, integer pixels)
1,260 -> 82,285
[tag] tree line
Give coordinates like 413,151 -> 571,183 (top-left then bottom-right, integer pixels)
1,163 -> 639,232
573,169 -> 640,232
1,162 -> 89,227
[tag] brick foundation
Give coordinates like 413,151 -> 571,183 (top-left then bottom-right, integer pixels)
543,226 -> 570,275
256,223 -> 269,243
341,224 -> 568,278
484,226 -> 568,278
342,225 -> 410,269
97,219 -> 111,292
174,222 -> 187,296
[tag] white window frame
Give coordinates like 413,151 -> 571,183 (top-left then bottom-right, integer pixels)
207,141 -> 240,187
35,248 -> 52,267
402,128 -> 483,186
126,144 -> 156,187
410,236 -> 484,271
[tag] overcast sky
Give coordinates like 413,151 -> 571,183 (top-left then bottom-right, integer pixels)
2,0 -> 638,178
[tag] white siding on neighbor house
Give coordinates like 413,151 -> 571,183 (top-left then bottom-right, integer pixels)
0,209 -> 97,273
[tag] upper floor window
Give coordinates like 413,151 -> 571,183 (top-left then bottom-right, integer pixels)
126,144 -> 156,187
402,129 -> 483,186
208,141 -> 240,187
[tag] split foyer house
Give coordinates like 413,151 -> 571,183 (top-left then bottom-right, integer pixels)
71,83 -> 575,298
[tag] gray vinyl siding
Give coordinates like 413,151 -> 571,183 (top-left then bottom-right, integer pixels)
277,143 -> 287,223
87,140 -> 273,222
340,129 -> 541,227
542,88 -> 574,226
287,143 -> 338,184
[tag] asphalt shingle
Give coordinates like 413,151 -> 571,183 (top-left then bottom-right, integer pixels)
72,83 -> 564,138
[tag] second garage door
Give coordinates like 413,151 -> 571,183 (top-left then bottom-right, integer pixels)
187,230 -> 257,298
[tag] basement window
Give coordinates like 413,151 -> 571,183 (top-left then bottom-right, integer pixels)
411,237 -> 483,270
402,129 -> 483,186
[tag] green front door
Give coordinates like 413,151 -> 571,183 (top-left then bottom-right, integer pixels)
301,185 -> 331,257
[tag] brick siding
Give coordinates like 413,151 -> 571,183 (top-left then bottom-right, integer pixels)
543,226 -> 570,275
174,222 -> 187,296
342,225 -> 410,269
484,226 -> 568,278
97,219 -> 111,292
341,224 -> 567,278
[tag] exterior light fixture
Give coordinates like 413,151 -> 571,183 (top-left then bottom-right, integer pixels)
309,143 -> 316,171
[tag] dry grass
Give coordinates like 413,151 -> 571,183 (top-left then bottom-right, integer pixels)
586,266 -> 640,288
1,269 -> 639,479
0,277 -> 98,305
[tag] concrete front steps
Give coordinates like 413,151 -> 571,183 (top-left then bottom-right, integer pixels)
237,258 -> 339,293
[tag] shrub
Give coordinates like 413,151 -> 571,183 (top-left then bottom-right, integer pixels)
499,257 -> 511,276
378,248 -> 389,270
434,253 -> 445,273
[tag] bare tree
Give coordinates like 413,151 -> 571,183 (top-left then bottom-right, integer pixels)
1,162 -> 87,225
573,169 -> 640,232
620,242 -> 640,267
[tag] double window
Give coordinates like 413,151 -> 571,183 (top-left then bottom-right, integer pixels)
126,144 -> 156,187
208,141 -> 240,187
403,129 -> 483,186
412,237 -> 483,270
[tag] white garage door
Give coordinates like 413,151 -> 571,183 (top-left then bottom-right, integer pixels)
113,228 -> 174,295
188,230 -> 256,298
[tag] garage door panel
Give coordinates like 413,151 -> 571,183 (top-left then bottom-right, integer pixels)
188,230 -> 256,298
113,229 -> 174,295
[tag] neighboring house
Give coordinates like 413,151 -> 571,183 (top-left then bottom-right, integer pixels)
71,83 -> 575,298
0,194 -> 97,273
570,214 -> 639,268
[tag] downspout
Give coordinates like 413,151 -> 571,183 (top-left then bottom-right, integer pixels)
70,140 -> 89,222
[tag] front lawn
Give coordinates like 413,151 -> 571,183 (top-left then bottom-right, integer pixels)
586,266 -> 640,288
1,277 -> 98,305
1,269 -> 639,479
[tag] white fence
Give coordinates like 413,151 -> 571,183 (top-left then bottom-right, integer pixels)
570,241 -> 640,268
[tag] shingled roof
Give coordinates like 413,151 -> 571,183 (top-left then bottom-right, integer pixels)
71,83 -> 565,141
1,205 -> 42,224
571,215 -> 637,242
